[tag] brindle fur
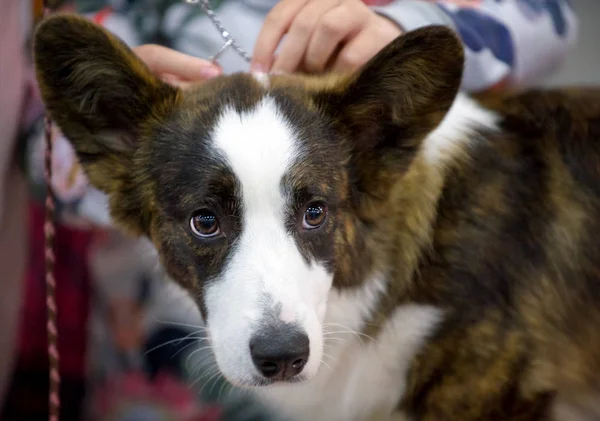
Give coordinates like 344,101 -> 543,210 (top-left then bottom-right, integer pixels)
34,14 -> 600,421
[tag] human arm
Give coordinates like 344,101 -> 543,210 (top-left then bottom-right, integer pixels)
372,0 -> 578,92
252,0 -> 577,93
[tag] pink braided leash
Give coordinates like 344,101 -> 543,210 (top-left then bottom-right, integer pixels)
44,119 -> 60,421
41,3 -> 60,420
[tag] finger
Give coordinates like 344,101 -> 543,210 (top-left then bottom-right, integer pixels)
160,73 -> 195,89
330,28 -> 380,73
166,80 -> 194,90
303,3 -> 366,73
271,0 -> 341,73
134,44 -> 222,82
160,73 -> 180,85
251,0 -> 308,71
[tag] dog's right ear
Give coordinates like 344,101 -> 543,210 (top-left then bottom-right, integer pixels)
34,14 -> 181,234
34,14 -> 180,195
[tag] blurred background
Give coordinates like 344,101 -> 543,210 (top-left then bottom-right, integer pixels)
543,0 -> 600,86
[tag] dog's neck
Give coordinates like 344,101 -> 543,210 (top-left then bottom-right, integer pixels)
330,94 -> 501,335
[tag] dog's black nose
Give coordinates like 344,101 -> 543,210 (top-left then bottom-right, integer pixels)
249,329 -> 309,380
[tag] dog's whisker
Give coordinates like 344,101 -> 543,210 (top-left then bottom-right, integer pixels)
191,348 -> 216,367
191,353 -> 217,376
208,370 -> 226,396
322,331 -> 354,338
322,330 -> 371,345
320,358 -> 332,371
319,351 -> 334,370
170,337 -> 207,360
185,344 -> 215,368
322,323 -> 376,344
217,377 -> 232,401
196,362 -> 220,380
152,318 -> 208,331
323,336 -> 347,342
323,320 -> 382,328
323,336 -> 350,349
143,333 -> 205,356
196,364 -> 222,395
322,322 -> 367,332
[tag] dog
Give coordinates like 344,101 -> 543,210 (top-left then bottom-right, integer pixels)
34,14 -> 600,421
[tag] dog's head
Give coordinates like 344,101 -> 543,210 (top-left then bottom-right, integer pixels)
34,15 -> 463,387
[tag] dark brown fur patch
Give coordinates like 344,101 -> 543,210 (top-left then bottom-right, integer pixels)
396,89 -> 600,420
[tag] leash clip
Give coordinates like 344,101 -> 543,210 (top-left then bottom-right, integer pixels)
209,38 -> 233,64
185,0 -> 252,65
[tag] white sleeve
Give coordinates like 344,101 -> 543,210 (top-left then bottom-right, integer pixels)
372,0 -> 579,93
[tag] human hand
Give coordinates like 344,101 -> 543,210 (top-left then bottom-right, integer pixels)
251,0 -> 403,74
133,44 -> 222,88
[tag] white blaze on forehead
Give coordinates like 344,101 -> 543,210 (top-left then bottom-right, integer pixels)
206,97 -> 331,384
212,97 -> 299,210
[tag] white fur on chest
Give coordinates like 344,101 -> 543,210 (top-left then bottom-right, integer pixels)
255,277 -> 442,421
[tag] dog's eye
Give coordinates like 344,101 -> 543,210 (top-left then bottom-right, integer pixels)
190,210 -> 220,238
302,202 -> 327,229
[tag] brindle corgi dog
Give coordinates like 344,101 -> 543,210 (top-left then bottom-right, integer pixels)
34,14 -> 600,421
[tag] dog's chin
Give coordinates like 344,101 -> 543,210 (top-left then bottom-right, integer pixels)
219,365 -> 318,390
252,374 -> 311,388
227,374 -> 311,390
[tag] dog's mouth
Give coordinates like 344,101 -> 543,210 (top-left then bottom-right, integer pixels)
249,373 -> 310,388
219,373 -> 310,390
219,356 -> 314,389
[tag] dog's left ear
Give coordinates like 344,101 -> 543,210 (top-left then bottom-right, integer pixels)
314,25 -> 464,189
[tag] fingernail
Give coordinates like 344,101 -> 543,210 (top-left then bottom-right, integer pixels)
200,66 -> 221,79
250,62 -> 266,73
